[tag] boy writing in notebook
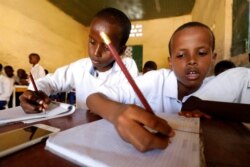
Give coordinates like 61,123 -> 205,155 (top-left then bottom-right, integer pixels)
86,22 -> 217,152
19,7 -> 138,112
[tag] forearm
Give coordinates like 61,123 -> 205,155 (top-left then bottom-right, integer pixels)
86,93 -> 127,123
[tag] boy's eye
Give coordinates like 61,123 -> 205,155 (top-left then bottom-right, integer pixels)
176,53 -> 185,58
88,39 -> 96,45
198,50 -> 208,56
103,44 -> 110,52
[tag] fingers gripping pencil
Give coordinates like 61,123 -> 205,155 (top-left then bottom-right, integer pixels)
30,73 -> 46,113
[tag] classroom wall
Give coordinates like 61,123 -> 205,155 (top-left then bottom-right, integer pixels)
128,0 -> 232,69
128,15 -> 191,69
192,0 -> 232,61
192,0 -> 248,70
0,0 -> 88,73
1,0 -> 240,72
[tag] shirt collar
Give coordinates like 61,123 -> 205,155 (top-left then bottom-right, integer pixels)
32,64 -> 39,68
164,70 -> 178,99
89,59 -> 122,76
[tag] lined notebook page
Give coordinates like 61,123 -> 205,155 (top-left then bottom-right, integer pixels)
157,113 -> 200,133
46,113 -> 200,167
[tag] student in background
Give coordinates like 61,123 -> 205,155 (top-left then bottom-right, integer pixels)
204,59 -> 236,82
29,53 -> 46,80
86,22 -> 217,152
19,7 -> 138,112
243,53 -> 250,68
142,60 -> 157,74
0,64 -> 13,110
4,65 -> 17,85
214,60 -> 236,76
16,68 -> 29,85
4,65 -> 17,108
44,69 -> 49,75
15,68 -> 29,106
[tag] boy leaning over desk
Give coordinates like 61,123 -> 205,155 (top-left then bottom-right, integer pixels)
19,7 -> 138,112
87,22 -> 217,152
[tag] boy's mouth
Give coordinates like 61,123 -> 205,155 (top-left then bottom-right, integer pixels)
186,70 -> 199,80
91,58 -> 101,65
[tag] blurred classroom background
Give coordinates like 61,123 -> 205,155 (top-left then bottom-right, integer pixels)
0,0 -> 249,74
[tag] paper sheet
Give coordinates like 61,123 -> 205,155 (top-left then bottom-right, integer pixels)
0,102 -> 75,125
46,113 -> 200,167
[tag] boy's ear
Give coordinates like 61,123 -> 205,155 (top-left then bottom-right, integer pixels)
168,56 -> 173,69
211,52 -> 217,66
118,45 -> 127,55
212,52 -> 217,61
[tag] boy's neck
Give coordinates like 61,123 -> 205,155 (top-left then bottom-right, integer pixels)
178,86 -> 199,101
94,61 -> 115,72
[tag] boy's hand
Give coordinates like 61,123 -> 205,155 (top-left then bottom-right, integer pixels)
179,109 -> 211,119
19,90 -> 51,113
112,104 -> 174,152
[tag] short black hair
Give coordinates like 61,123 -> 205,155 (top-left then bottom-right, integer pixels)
214,60 -> 236,76
4,65 -> 13,71
93,7 -> 131,46
4,65 -> 14,78
0,64 -> 2,71
29,53 -> 40,60
168,21 -> 215,55
143,61 -> 157,70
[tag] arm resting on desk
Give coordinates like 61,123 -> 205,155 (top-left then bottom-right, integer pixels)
181,96 -> 250,123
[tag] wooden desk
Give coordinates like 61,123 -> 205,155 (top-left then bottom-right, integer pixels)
0,110 -> 249,167
201,119 -> 250,167
12,85 -> 28,107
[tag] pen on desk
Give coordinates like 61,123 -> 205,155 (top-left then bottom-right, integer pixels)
100,32 -> 154,114
29,73 -> 45,114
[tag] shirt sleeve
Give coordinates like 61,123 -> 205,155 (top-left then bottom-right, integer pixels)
96,70 -> 166,108
30,64 -> 75,95
122,57 -> 139,77
192,67 -> 250,103
38,66 -> 46,78
0,77 -> 13,100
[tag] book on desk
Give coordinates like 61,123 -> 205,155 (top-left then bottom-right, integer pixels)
46,113 -> 201,167
0,102 -> 75,125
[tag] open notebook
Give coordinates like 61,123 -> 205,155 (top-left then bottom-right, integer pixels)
0,102 -> 75,125
46,113 -> 201,167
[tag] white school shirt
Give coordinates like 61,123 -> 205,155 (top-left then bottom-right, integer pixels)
29,57 -> 139,109
0,74 -> 13,101
97,69 -> 207,114
30,64 -> 46,80
192,67 -> 250,104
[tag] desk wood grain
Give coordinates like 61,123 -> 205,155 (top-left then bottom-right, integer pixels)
0,110 -> 249,167
201,119 -> 250,167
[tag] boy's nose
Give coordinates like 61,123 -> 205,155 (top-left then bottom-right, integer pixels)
94,44 -> 102,57
188,55 -> 198,65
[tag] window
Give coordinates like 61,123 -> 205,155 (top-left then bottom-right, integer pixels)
130,24 -> 143,37
231,0 -> 249,55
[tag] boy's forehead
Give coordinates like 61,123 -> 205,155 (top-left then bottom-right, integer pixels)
172,27 -> 212,44
30,55 -> 38,59
90,18 -> 121,32
175,26 -> 209,37
90,18 -> 123,42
